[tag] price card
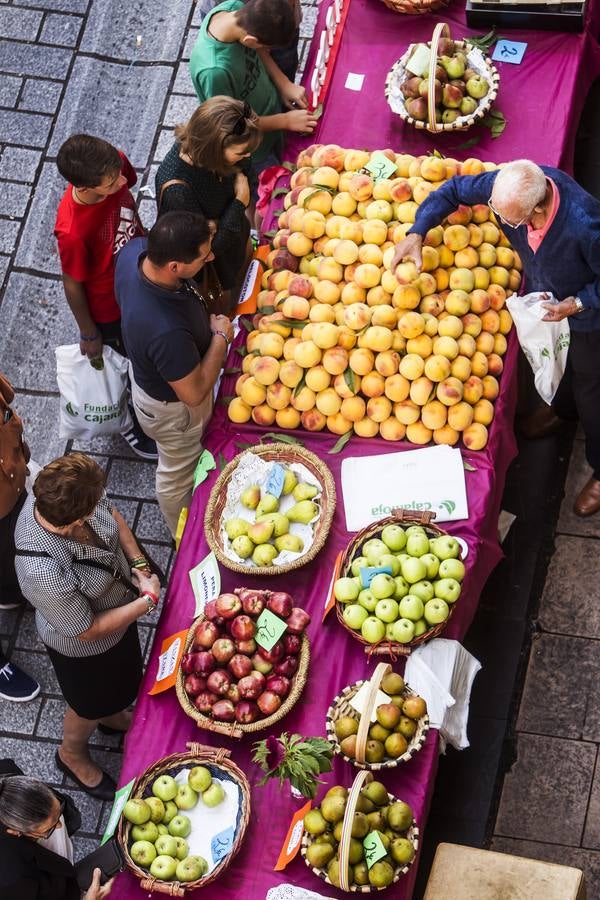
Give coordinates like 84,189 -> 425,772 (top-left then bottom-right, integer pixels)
255,608 -> 288,651
101,778 -> 135,845
349,681 -> 391,722
363,831 -> 388,869
365,152 -> 397,183
193,449 -> 216,490
492,40 -> 527,65
211,825 -> 235,865
265,463 -> 285,499
148,629 -> 188,695
274,800 -> 312,870
359,565 -> 393,589
189,551 -> 221,617
322,550 -> 343,622
344,72 -> 364,91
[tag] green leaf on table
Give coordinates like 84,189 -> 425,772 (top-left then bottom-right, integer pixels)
466,29 -> 503,52
259,305 -> 276,315
223,367 -> 242,376
277,318 -> 309,329
240,317 -> 255,333
482,110 -> 507,139
272,208 -> 284,217
217,452 -> 227,471
343,367 -> 355,393
235,440 -> 253,450
262,229 -> 277,240
463,460 -> 477,472
292,373 -> 306,398
430,148 -> 446,159
217,395 -> 235,406
281,161 -> 296,172
328,431 -> 352,455
272,187 -> 289,198
455,135 -> 482,151
302,187 -> 335,208
261,432 -> 305,446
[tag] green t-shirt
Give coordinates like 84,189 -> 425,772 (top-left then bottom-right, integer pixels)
189,0 -> 281,164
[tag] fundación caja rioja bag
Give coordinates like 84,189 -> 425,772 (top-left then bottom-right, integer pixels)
55,344 -> 132,440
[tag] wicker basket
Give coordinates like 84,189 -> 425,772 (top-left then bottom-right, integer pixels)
326,662 -> 430,770
176,609 -> 310,738
204,443 -> 336,577
117,742 -> 251,896
385,22 -> 500,133
380,0 -> 448,14
301,769 -> 419,892
335,509 -> 461,657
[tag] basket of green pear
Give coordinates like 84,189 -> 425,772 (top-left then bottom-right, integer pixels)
301,770 -> 418,891
334,509 -> 465,656
118,742 -> 251,895
326,663 -> 429,771
385,21 -> 499,133
204,443 -> 336,575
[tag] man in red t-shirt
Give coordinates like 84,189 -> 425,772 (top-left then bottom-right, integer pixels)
54,134 -> 157,459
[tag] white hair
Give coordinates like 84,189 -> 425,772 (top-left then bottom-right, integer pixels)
492,160 -> 547,214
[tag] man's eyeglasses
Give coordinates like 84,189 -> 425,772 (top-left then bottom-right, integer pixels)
232,102 -> 252,136
487,199 -> 528,229
29,799 -> 65,840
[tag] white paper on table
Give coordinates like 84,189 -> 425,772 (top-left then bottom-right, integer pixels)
349,682 -> 391,722
344,72 -> 364,91
173,769 -> 240,874
189,551 -> 221,617
340,445 -> 468,532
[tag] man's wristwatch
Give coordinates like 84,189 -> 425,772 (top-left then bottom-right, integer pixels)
573,297 -> 585,313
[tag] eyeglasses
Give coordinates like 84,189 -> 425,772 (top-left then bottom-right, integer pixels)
29,799 -> 65,840
232,102 -> 252,136
487,199 -> 528,229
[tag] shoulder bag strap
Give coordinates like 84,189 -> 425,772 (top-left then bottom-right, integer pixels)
14,549 -> 138,594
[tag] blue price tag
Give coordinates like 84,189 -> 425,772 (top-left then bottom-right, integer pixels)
360,566 -> 393,589
492,40 -> 527,65
211,825 -> 235,864
265,463 -> 285,499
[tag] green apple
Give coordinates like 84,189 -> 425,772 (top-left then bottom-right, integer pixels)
361,616 -> 386,644
155,834 -> 178,857
396,553 -> 410,566
439,558 -> 465,582
188,765 -> 212,793
152,775 -> 178,803
157,824 -> 168,835
379,553 -> 401,576
232,535 -> 254,559
130,840 -> 157,867
145,797 -> 165,824
176,856 -> 208,882
385,623 -> 396,640
434,577 -> 461,603
405,525 -> 426,537
334,577 -> 360,603
162,800 -> 178,824
413,618 -> 428,637
168,815 -> 191,838
420,553 -> 440,580
203,782 -> 225,807
398,594 -> 424,622
393,576 -> 410,601
150,854 -> 178,880
123,798 -> 151,826
174,837 -> 189,861
343,604 -> 369,630
363,538 -> 388,565
358,589 -> 378,612
410,580 -> 434,603
131,821 -> 159,843
175,784 -> 198,811
224,517 -> 248,541
406,533 -> 430,557
374,598 -> 399,623
430,536 -> 460,560
370,573 -> 396,600
351,555 -> 368,577
391,618 -> 415,644
424,598 -> 449,625
381,524 -> 407,552
401,557 -> 427,584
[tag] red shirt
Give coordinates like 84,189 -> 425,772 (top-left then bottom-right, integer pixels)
54,152 -> 144,324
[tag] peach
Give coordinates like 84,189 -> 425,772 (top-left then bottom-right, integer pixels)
303,189 -> 333,215
361,371 -> 386,398
371,305 -> 397,329
343,302 -> 372,331
475,332 -> 494,356
252,403 -> 276,426
290,166 -> 313,189
433,424 -> 460,446
354,263 -> 382,290
487,353 -> 504,376
301,408 -> 326,431
457,333 -> 477,358
317,258 -> 344,284
311,165 -> 340,189
420,246 -> 440,273
309,304 -> 336,324
389,177 -> 413,202
315,388 -> 342,417
344,263 -> 359,283
406,334 -> 433,358
281,296 -> 310,322
344,149 -> 371,171
451,355 -> 471,382
326,412 -> 352,435
276,406 -> 301,430
395,201 -> 419,224
338,326 -> 358,352
447,204 -> 472,227
322,346 -> 349,376
305,365 -> 331,393
508,269 -> 521,292
257,332 -> 284,359
480,222 -> 500,245
283,337 -> 301,361
480,309 -> 500,334
334,371 -> 361,399
348,173 -> 374,202
469,289 -> 491,314
362,325 -> 393,353
359,243 -> 384,266
488,266 -> 510,289
478,243 -> 497,269
373,350 -> 399,377
302,211 -> 327,239
257,289 -> 278,312
361,219 -> 388,245
467,223 -> 483,248
449,268 -> 475,293
482,375 -> 499,401
365,199 -> 393,222
341,282 -> 367,305
433,336 -> 459,360
334,240 -> 360,266
393,285 -> 421,310
330,193 -> 356,220
424,354 -> 451,382
473,398 -> 494,426
321,237 -> 339,257
421,399 -> 448,430
410,376 -> 434,406
399,353 -> 425,380
443,224 -> 470,251
488,284 -> 507,310
349,348 -> 375,376
397,311 -> 425,340
471,351 -> 489,378
394,399 -> 421,425
341,395 -> 366,422
294,340 -> 322,369
420,157 -> 446,182
472,267 -> 490,291
413,183 -> 437,207
279,360 -> 305,389
313,280 -> 341,305
417,273 -> 437,297
252,357 -> 280,387
268,270 -> 293,293
373,179 -> 394,201
379,417 -> 407,441
419,293 -> 445,316
498,310 -> 512,335
311,322 -> 340,350
433,268 -> 450,292
462,313 -> 483,337
287,232 -> 313,257
445,290 -> 471,317
437,315 -> 463,339
391,222 -> 412,245
436,376 -> 463,407
290,385 -> 316,412
288,274 -> 313,299
300,323 -> 313,342
463,422 -> 488,450
454,247 -> 479,270
312,144 -> 346,171
385,373 -> 410,402
324,216 -> 344,240
422,313 -> 440,336
367,286 -> 392,307
495,246 -> 514,269
354,416 -> 379,437
423,225 -> 444,249
406,421 -> 433,445
438,245 -> 455,268
365,396 -> 392,423
228,396 -> 252,423
242,354 -> 256,375
266,381 -> 292,410
381,270 -> 400,295
471,204 -> 490,224
394,154 -> 414,177
447,401 -> 474,431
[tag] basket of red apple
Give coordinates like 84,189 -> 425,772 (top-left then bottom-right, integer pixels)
385,22 -> 499,134
204,443 -> 336,576
301,771 -> 418,891
118,742 -> 250,895
326,663 -> 429,770
333,509 -> 465,656
176,588 -> 311,738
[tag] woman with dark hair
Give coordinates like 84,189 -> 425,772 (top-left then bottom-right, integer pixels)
155,96 -> 262,305
14,452 -> 161,801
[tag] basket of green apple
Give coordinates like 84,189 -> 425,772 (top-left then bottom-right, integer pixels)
118,742 -> 251,895
301,771 -> 418,891
333,509 -> 465,656
326,663 -> 429,770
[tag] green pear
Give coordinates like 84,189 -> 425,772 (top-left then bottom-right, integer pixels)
274,533 -> 304,553
306,841 -> 335,868
252,543 -> 277,566
256,493 -> 279,516
224,517 -> 249,541
232,535 -> 254,559
287,500 -> 318,524
247,521 -> 274,545
240,485 -> 260,509
282,468 -> 298,495
256,512 -> 289,537
292,482 -> 319,502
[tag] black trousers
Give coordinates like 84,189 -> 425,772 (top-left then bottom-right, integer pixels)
0,491 -> 26,607
97,319 -> 126,356
551,329 -> 600,479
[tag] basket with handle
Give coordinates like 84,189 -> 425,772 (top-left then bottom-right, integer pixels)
326,662 -> 430,770
117,742 -> 251,895
335,509 -> 461,657
385,22 -> 500,133
301,769 -> 419,891
380,0 -> 448,14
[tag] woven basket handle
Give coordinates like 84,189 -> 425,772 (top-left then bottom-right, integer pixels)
196,719 -> 243,739
140,877 -> 185,896
339,770 -> 372,891
427,22 -> 450,133
186,742 -> 232,760
391,507 -> 436,524
355,662 -> 392,764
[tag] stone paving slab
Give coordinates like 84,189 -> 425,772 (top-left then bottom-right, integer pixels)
80,0 -> 192,62
538,535 -> 600,639
491,838 -> 600,898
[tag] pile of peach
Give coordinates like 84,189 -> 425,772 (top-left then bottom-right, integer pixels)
228,147 -> 519,450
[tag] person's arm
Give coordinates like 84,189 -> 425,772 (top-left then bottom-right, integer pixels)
257,48 -> 307,109
258,109 -> 318,133
78,570 -> 160,642
168,314 -> 234,407
112,507 -> 145,565
61,274 -> 103,359
210,173 -> 250,260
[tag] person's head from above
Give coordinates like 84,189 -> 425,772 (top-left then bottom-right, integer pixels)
57,134 -> 127,199
34,452 -> 106,529
176,96 -> 261,175
146,211 -> 214,280
234,0 -> 296,49
488,160 -> 550,229
0,775 -> 64,841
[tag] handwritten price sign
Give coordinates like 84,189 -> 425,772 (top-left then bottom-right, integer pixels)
363,830 -> 388,869
365,152 -> 397,183
255,609 -> 288,651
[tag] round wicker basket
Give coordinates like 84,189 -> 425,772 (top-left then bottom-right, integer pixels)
380,0 -> 448,14
335,509 -> 461,657
385,22 -> 500,133
301,769 -> 419,892
117,742 -> 251,896
176,610 -> 310,738
326,662 -> 430,770
204,443 -> 336,577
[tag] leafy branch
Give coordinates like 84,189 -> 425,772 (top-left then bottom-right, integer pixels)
252,733 -> 333,799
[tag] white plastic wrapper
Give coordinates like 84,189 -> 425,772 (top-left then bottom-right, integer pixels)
506,291 -> 570,404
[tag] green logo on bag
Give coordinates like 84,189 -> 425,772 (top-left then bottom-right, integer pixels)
65,402 -> 79,417
439,500 -> 456,514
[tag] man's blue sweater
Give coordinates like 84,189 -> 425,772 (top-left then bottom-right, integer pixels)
410,166 -> 600,332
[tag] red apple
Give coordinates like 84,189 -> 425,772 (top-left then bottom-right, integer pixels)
235,638 -> 257,655
230,615 -> 257,642
184,674 -> 206,697
215,593 -> 242,619
207,669 -> 231,696
237,588 -> 267,617
286,608 -> 311,634
228,653 -> 253,680
180,653 -> 196,675
193,620 -> 219,649
211,638 -> 236,665
266,674 -> 291,697
193,651 -> 216,675
238,675 -> 262,700
257,641 -> 285,663
203,599 -> 224,624
194,691 -> 218,714
235,700 -> 260,724
227,683 -> 240,704
267,591 -> 294,619
251,652 -> 273,675
257,691 -> 282,715
212,699 -> 236,721
274,655 -> 299,677
283,634 -> 302,655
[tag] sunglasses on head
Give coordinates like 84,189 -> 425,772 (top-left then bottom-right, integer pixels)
232,102 -> 252,136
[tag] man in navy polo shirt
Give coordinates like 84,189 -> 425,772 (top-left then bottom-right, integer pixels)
115,211 -> 234,536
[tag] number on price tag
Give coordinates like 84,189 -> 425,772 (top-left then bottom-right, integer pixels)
255,609 -> 288,651
211,825 -> 235,864
359,566 -> 393,589
363,830 -> 388,869
265,463 -> 285,499
365,152 -> 397,183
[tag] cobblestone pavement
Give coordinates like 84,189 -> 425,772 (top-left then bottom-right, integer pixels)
0,0 -> 316,859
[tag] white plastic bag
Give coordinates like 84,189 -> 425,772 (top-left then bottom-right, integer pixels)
506,292 -> 570,404
55,344 -> 132,439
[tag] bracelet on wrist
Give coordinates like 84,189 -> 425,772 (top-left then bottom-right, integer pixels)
80,331 -> 100,342
141,594 -> 156,615
130,556 -> 149,569
212,330 -> 230,346
144,590 -> 159,605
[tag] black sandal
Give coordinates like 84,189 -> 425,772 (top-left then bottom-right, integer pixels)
55,751 -> 116,802
97,723 -> 127,736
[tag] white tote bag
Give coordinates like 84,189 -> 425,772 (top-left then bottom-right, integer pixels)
55,344 -> 132,439
506,292 -> 570,404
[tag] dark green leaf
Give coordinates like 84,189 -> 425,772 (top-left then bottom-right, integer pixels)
311,184 -> 336,195
217,395 -> 235,405
240,317 -> 255,333
277,318 -> 308,328
328,431 -> 352,455
272,208 -> 284,217
281,161 -> 296,172
343,367 -> 355,393
292,373 -> 306,398
489,109 -> 505,120
272,187 -> 289,198
258,305 -> 276,315
431,149 -> 446,159
262,229 -> 277,240
217,452 -> 227,471
313,103 -> 324,119
463,461 -> 477,472
223,367 -> 242,376
455,135 -> 482,150
261,432 -> 305,446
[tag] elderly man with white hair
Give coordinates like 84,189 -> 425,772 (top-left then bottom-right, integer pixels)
393,159 -> 600,517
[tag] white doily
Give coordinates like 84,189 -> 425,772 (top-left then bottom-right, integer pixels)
220,452 -> 322,568
266,885 -> 336,900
